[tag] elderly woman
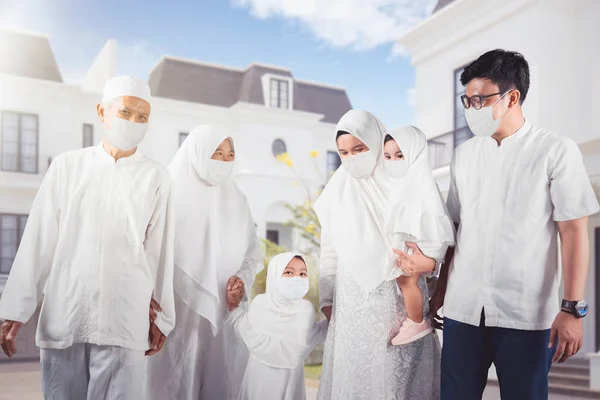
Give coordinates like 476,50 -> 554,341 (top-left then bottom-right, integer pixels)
314,110 -> 443,399
146,125 -> 263,400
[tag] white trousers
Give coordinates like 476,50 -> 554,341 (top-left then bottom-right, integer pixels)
40,343 -> 145,400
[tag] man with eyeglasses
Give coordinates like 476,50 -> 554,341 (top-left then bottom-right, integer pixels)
429,49 -> 599,399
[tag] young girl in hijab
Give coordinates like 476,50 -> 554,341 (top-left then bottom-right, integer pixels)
227,252 -> 328,400
383,126 -> 455,345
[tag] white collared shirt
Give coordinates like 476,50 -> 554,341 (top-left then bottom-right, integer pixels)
0,144 -> 176,350
445,121 -> 599,330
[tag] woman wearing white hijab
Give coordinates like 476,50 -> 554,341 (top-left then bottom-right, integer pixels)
146,125 -> 263,400
382,126 -> 455,345
314,110 -> 442,399
227,252 -> 328,400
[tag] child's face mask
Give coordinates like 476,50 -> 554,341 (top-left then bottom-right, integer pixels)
277,277 -> 309,300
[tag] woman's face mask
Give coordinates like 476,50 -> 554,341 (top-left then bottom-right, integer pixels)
341,151 -> 377,179
205,159 -> 234,186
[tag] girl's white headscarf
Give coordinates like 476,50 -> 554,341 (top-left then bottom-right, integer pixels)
382,126 -> 456,247
314,109 -> 397,293
241,252 -> 316,368
169,125 -> 262,335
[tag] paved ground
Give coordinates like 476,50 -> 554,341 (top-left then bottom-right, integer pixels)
0,362 -> 579,400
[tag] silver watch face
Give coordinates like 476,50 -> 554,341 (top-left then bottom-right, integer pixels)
575,301 -> 589,317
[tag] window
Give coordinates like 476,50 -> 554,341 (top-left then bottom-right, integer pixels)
453,67 -> 474,147
83,124 -> 94,147
326,151 -> 341,176
179,132 -> 189,147
266,229 -> 279,245
1,111 -> 39,173
269,79 -> 289,109
272,139 -> 287,157
0,214 -> 28,274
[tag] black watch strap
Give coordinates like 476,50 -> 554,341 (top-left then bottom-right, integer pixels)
561,300 -> 576,310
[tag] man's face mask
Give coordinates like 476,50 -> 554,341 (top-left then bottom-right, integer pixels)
205,159 -> 234,186
384,159 -> 409,179
105,116 -> 148,151
464,91 -> 512,137
277,277 -> 309,301
341,150 -> 377,179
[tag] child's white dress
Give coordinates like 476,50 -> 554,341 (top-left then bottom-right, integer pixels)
228,252 -> 328,400
229,306 -> 327,400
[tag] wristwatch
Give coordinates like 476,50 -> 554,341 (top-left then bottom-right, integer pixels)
560,299 -> 588,318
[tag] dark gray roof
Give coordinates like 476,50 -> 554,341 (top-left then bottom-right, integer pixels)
433,0 -> 457,13
149,57 -> 351,123
0,30 -> 62,82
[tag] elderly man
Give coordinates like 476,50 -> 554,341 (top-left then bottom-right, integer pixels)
0,76 -> 175,399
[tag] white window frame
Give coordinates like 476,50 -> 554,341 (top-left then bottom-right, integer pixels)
261,74 -> 294,110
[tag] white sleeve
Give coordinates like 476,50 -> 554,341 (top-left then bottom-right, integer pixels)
318,232 -> 337,310
446,153 -> 461,224
0,160 -> 61,323
549,138 -> 599,221
417,242 -> 448,279
145,179 -> 176,337
235,224 -> 263,300
307,319 -> 329,349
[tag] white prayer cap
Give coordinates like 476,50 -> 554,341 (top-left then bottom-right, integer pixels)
102,76 -> 152,105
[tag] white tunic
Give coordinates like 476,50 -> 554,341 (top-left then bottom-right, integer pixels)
0,145 -> 176,351
445,121 -> 600,330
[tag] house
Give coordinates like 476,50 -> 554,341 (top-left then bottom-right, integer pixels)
0,29 -> 350,361
398,0 -> 600,394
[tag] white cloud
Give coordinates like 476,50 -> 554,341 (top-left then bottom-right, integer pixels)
232,0 -> 437,52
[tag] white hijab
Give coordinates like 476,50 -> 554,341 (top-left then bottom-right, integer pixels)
314,110 -> 397,293
240,252 -> 316,369
169,125 -> 261,335
382,126 -> 456,248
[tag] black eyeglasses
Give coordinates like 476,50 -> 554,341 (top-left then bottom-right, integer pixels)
461,91 -> 511,110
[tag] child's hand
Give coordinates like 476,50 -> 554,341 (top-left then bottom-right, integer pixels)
226,276 -> 245,311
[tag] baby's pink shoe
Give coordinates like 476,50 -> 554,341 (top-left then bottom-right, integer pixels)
391,318 -> 433,346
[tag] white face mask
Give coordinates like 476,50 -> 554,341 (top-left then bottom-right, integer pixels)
105,116 -> 148,150
464,92 -> 510,137
384,159 -> 409,179
277,277 -> 309,301
205,159 -> 234,186
341,150 -> 377,179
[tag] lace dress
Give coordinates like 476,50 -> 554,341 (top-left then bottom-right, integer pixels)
317,235 -> 441,400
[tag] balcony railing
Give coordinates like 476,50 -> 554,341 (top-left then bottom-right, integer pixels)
427,126 -> 473,170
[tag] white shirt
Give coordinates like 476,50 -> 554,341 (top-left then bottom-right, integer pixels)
445,121 -> 599,330
0,145 -> 176,351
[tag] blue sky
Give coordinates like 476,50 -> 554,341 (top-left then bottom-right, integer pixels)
0,0 -> 437,128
